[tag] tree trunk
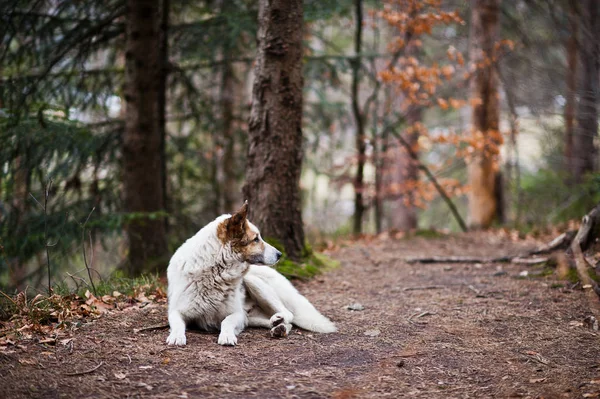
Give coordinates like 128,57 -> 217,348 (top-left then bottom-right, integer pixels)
388,106 -> 420,231
467,0 -> 501,229
123,0 -> 169,275
220,60 -> 238,213
242,0 -> 305,260
158,0 -> 169,231
564,0 -> 578,177
352,0 -> 365,235
573,0 -> 599,183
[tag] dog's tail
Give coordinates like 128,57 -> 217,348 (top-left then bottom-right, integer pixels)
285,292 -> 337,333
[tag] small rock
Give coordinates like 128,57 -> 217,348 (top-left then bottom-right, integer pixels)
286,385 -> 296,390
347,303 -> 365,311
519,270 -> 529,277
396,360 -> 405,368
364,329 -> 380,337
583,316 -> 599,331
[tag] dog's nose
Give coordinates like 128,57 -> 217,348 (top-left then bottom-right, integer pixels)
276,251 -> 282,260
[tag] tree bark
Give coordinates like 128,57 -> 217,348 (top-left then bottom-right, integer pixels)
573,0 -> 599,183
352,0 -> 366,235
388,106 -> 420,231
220,60 -> 238,213
123,0 -> 169,275
158,0 -> 169,231
242,0 -> 305,260
564,0 -> 578,178
467,0 -> 501,229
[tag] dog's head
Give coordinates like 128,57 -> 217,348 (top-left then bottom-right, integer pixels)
217,201 -> 282,266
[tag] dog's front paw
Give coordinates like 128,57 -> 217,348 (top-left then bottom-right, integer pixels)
217,332 -> 237,346
166,331 -> 186,346
269,311 -> 292,328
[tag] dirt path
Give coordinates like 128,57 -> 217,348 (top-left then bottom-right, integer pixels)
2,233 -> 600,398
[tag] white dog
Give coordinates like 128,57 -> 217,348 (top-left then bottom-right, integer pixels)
166,202 -> 336,346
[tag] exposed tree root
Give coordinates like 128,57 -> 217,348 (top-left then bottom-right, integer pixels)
570,203 -> 600,316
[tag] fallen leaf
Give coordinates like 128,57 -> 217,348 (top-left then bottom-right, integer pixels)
529,378 -> 546,383
114,372 -> 127,380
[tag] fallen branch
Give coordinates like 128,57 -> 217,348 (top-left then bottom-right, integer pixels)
402,285 -> 445,291
408,311 -> 435,321
510,257 -> 549,265
64,361 -> 104,376
405,231 -> 575,264
133,324 -> 169,334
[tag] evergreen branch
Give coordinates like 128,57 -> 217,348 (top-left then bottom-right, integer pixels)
13,6 -> 126,114
7,10 -> 124,25
3,52 -> 397,83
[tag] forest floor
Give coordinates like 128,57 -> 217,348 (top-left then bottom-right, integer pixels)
1,232 -> 600,398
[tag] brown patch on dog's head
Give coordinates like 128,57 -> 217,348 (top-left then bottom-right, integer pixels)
217,201 -> 267,263
217,201 -> 248,242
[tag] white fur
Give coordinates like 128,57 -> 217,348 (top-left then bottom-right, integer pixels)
166,214 -> 336,346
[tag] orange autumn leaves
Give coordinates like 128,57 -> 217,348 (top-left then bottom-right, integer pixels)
376,0 -> 510,209
0,285 -> 167,345
378,0 -> 463,46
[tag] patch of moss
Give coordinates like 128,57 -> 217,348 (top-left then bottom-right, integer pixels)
588,268 -> 600,283
550,283 -> 564,289
265,238 -> 339,280
539,265 -> 556,277
412,229 -> 447,239
565,267 -> 580,284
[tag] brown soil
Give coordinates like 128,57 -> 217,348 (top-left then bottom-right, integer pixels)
2,233 -> 600,398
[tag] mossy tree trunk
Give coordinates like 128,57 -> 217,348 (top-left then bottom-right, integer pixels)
242,0 -> 305,261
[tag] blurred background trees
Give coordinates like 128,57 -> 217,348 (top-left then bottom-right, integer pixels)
1,0 -> 598,290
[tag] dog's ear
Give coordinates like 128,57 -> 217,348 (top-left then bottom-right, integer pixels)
227,201 -> 248,238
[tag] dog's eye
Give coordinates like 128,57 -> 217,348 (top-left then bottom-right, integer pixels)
254,236 -> 260,243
